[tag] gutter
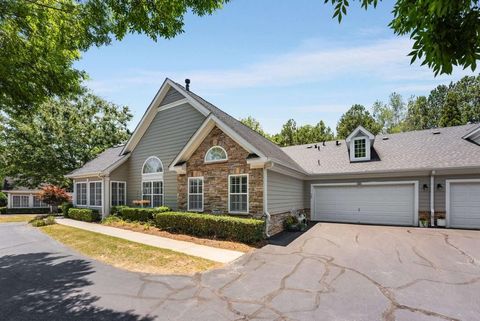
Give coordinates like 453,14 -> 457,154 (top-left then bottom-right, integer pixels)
263,166 -> 271,238
430,170 -> 435,227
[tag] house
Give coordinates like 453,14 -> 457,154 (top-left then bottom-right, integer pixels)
66,78 -> 480,234
2,179 -> 50,213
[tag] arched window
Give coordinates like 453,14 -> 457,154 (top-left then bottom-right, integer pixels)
141,157 -> 164,207
204,146 -> 228,163
142,156 -> 163,175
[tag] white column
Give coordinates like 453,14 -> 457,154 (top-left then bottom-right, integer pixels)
103,177 -> 111,218
29,194 -> 33,208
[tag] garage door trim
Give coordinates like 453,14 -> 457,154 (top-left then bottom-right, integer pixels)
311,181 -> 419,226
446,179 -> 480,228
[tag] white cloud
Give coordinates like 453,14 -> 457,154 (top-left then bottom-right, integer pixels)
86,37 -> 476,94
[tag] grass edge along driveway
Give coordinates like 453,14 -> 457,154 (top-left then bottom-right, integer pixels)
40,224 -> 220,275
0,215 -> 38,223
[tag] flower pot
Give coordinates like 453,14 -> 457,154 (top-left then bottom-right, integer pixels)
419,220 -> 428,228
436,218 -> 446,227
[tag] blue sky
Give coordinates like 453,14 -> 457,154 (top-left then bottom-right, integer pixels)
76,0 -> 476,135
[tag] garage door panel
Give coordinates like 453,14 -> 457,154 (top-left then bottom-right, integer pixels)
313,184 -> 415,226
450,182 -> 480,229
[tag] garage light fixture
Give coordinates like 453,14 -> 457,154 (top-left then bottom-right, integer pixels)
422,184 -> 428,191
437,183 -> 443,190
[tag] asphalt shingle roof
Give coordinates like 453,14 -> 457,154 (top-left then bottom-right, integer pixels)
67,146 -> 127,177
282,124 -> 480,175
172,81 -> 306,173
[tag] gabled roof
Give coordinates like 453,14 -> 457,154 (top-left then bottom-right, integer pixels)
282,124 -> 480,176
168,80 -> 305,173
66,146 -> 129,178
345,125 -> 375,145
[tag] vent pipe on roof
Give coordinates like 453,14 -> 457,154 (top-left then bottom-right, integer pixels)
336,140 -> 341,146
185,79 -> 191,91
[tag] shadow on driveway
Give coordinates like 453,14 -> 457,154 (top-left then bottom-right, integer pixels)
0,252 -> 155,321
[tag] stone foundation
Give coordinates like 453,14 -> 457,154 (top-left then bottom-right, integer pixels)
268,209 -> 310,236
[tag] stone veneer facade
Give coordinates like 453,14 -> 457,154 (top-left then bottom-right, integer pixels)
177,126 -> 264,217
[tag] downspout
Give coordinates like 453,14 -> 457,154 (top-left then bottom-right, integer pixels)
263,166 -> 271,238
430,170 -> 435,227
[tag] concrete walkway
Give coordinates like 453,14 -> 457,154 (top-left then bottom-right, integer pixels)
55,218 -> 244,263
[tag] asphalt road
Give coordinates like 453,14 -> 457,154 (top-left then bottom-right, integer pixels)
1,222 -> 479,321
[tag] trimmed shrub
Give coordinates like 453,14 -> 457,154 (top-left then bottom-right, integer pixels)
119,207 -> 156,222
29,215 -> 55,227
154,206 -> 170,213
0,207 -> 6,214
0,192 -> 7,207
68,208 -> 100,222
154,212 -> 265,243
61,203 -> 73,217
110,205 -> 130,216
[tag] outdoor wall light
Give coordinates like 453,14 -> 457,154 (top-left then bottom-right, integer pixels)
437,183 -> 443,190
422,184 -> 429,191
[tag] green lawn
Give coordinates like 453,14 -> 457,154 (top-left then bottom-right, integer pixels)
40,224 -> 219,274
0,215 -> 38,223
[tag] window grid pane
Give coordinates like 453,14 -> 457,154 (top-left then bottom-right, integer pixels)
76,183 -> 87,206
354,139 -> 366,158
229,175 -> 248,213
188,178 -> 203,211
142,181 -> 163,207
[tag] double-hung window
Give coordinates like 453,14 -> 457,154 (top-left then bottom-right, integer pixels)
188,177 -> 204,211
89,182 -> 102,207
12,195 -> 29,208
353,138 -> 367,159
33,196 -> 47,208
76,183 -> 87,206
229,174 -> 248,213
142,181 -> 163,207
111,181 -> 126,206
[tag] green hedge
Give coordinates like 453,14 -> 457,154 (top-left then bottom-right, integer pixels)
111,205 -> 130,216
61,203 -> 73,217
5,208 -> 50,214
68,208 -> 100,222
154,212 -> 265,243
117,206 -> 171,222
0,207 -> 6,214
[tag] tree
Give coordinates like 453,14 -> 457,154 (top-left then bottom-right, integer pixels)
295,121 -> 334,145
327,0 -> 480,75
0,192 -> 7,207
0,91 -> 132,188
1,0 -> 228,115
439,92 -> 463,127
403,96 -> 430,131
240,116 -> 269,138
275,119 -> 298,147
372,92 -> 406,134
38,184 -> 71,212
336,104 -> 382,139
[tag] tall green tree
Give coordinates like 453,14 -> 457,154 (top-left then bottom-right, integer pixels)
403,96 -> 430,131
0,0 -> 228,115
295,121 -> 335,145
275,119 -> 298,147
240,116 -> 269,138
327,0 -> 480,75
372,92 -> 406,134
0,91 -> 132,188
439,92 -> 463,127
336,104 -> 382,139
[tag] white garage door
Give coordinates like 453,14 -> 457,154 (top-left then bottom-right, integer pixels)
312,183 -> 416,226
449,182 -> 480,229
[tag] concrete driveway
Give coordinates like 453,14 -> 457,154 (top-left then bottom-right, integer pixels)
1,222 -> 479,321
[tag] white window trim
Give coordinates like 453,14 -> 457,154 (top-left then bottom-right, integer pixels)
110,181 -> 127,207
141,179 -> 164,207
204,146 -> 228,164
74,181 -> 103,208
351,136 -> 370,162
187,177 -> 204,212
12,195 -> 30,208
142,156 -> 164,180
75,182 -> 88,207
228,174 -> 249,214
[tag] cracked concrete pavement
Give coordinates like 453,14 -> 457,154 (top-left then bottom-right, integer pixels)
1,222 -> 479,321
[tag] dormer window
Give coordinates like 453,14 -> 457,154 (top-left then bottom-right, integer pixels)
353,138 -> 367,159
205,146 -> 228,163
346,126 -> 375,162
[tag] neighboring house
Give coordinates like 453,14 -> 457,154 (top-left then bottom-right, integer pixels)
2,179 -> 50,212
66,78 -> 480,234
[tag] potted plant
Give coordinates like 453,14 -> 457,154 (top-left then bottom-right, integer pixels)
419,218 -> 429,228
436,215 -> 446,227
283,215 -> 307,232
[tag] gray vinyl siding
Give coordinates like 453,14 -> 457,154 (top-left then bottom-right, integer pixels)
109,160 -> 129,182
267,170 -> 305,214
434,174 -> 480,211
305,176 -> 431,212
127,102 -> 206,208
160,87 -> 185,106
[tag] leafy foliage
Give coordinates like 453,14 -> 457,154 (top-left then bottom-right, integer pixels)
154,212 -> 265,243
0,0 -> 229,115
240,116 -> 269,138
326,0 -> 480,75
336,104 -> 382,139
0,192 -> 7,207
68,208 -> 100,222
38,185 -> 71,207
0,91 -> 132,188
